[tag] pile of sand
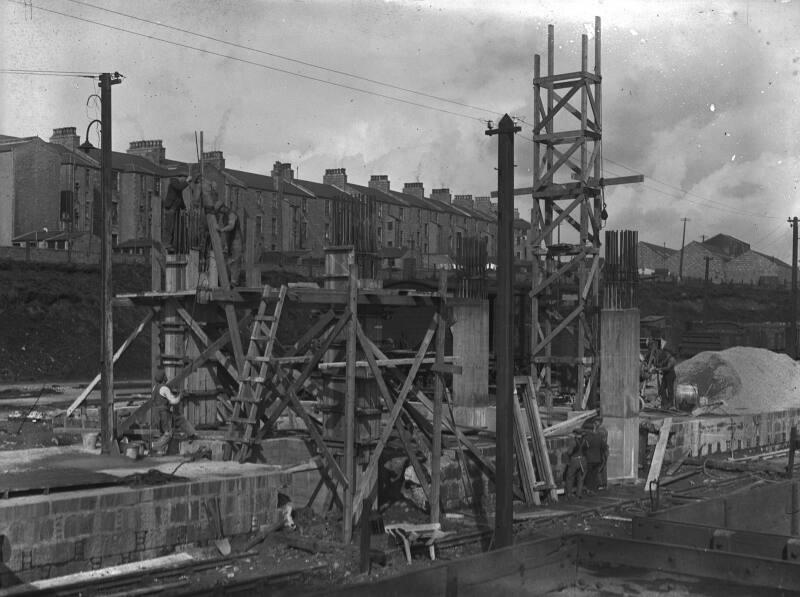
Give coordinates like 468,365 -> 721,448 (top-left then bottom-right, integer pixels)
676,346 -> 800,414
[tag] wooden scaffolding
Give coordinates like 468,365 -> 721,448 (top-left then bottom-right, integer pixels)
528,17 -> 641,406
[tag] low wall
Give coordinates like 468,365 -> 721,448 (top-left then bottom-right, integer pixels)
439,435 -> 575,512
0,246 -> 146,266
0,467 -> 290,585
662,408 -> 800,464
653,480 -> 799,535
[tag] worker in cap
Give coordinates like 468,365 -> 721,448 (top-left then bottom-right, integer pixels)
584,416 -> 609,493
151,367 -> 196,454
216,201 -> 243,288
565,428 -> 588,498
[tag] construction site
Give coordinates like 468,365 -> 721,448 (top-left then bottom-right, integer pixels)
2,9 -> 800,597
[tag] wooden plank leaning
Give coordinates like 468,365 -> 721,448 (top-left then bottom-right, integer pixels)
512,386 -> 540,505
518,376 -> 558,502
645,417 -> 672,494
66,311 -> 154,417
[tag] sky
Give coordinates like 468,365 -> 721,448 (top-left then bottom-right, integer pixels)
2,0 -> 800,261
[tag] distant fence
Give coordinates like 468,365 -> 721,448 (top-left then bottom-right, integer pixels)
0,246 -> 147,266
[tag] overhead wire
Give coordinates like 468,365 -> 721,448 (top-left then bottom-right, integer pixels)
0,68 -> 97,78
516,127 -> 782,221
60,0 -> 497,117
6,0 -> 489,124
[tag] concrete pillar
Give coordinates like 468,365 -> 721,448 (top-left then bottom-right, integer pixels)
451,298 -> 490,427
600,308 -> 640,480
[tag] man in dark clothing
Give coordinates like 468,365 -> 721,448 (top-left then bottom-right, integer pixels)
151,368 -> 196,454
565,429 -> 588,498
584,417 -> 609,492
655,348 -> 677,409
163,176 -> 190,252
217,203 -> 242,288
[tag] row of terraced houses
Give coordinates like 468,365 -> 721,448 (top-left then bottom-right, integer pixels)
1,127 -> 546,273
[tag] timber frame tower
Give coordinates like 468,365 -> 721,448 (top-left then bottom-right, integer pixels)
530,17 -> 604,405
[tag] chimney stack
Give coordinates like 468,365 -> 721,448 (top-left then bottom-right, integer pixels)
49,127 -> 80,151
127,139 -> 166,164
323,168 -> 348,190
202,150 -> 225,170
368,174 -> 390,194
474,196 -> 493,213
403,182 -> 424,199
431,188 -> 451,204
514,207 -> 520,220
271,161 -> 294,181
453,194 -> 474,210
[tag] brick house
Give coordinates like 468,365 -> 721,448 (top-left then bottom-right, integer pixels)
1,127 -> 500,275
665,241 -> 727,282
725,250 -> 791,285
638,241 -> 676,274
0,131 -> 104,247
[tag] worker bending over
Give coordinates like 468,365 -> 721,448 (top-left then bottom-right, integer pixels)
152,368 -> 196,454
655,348 -> 677,409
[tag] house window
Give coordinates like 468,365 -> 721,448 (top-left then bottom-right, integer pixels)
399,231 -> 404,245
302,197 -> 307,213
377,227 -> 382,239
399,207 -> 404,220
113,171 -> 120,191
387,240 -> 393,247
325,200 -> 331,216
256,215 -> 263,235
387,221 -> 394,231
273,196 -> 278,212
257,192 -> 264,211
271,218 -> 277,236
112,233 -> 118,246
324,223 -> 330,240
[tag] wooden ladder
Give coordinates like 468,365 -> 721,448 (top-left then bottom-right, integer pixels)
226,284 -> 287,462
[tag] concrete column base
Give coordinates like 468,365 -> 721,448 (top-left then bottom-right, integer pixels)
605,415 -> 638,481
454,406 -> 490,429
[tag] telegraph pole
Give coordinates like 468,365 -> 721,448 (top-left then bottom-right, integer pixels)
99,72 -> 122,455
678,217 -> 689,280
789,217 -> 798,359
486,114 -> 520,549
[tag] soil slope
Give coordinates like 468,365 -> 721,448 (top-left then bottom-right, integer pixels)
0,261 -> 151,382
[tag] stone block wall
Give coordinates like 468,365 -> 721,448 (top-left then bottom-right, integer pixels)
0,469 -> 290,585
438,435 -> 575,512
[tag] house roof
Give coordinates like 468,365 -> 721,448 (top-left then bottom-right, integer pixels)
639,241 -> 677,259
116,238 -> 155,249
736,250 -> 791,269
12,229 -> 86,242
81,147 -> 173,176
379,247 -> 408,259
513,218 -> 531,230
347,182 -> 407,207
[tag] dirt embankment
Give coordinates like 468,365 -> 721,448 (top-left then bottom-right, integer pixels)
639,281 -> 791,330
0,260 -> 152,382
2,265 -> 794,383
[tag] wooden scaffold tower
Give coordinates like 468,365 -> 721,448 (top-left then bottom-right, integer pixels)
528,17 -> 641,407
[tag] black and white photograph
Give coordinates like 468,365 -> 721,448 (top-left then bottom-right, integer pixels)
0,0 -> 799,594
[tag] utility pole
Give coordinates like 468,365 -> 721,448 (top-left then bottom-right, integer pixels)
99,72 -> 122,455
789,217 -> 798,359
678,217 -> 689,280
486,114 -> 520,549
